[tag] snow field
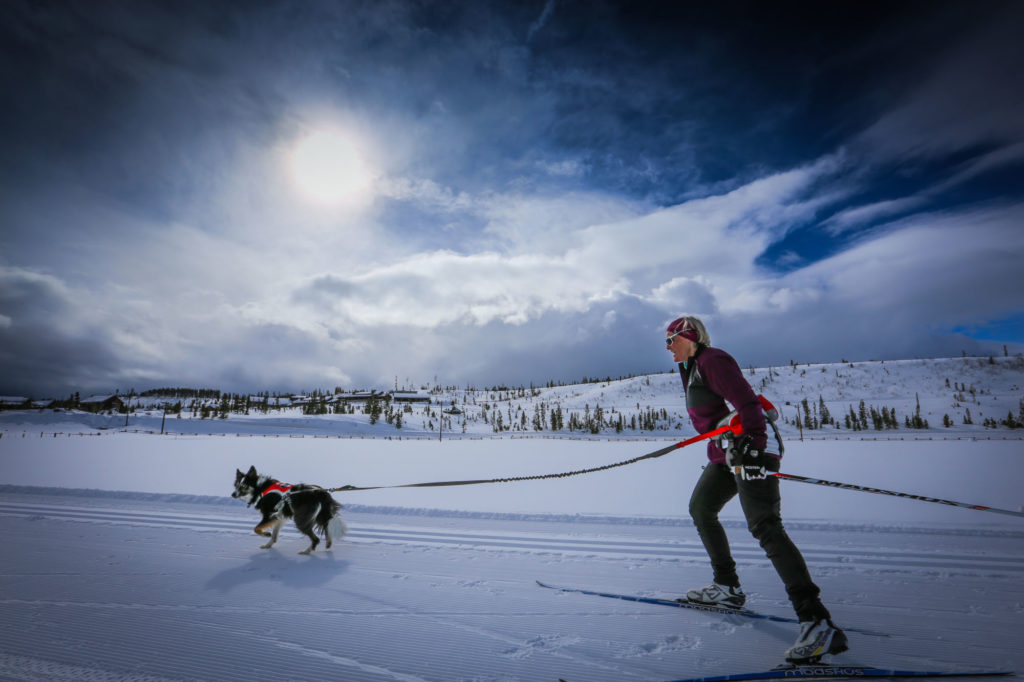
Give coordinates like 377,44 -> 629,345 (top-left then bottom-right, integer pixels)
1,429 -> 1023,680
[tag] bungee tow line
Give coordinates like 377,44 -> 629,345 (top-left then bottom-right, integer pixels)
327,422 -> 1023,519
327,423 -> 736,493
772,471 -> 1024,518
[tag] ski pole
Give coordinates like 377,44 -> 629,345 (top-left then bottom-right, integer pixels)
772,472 -> 1024,519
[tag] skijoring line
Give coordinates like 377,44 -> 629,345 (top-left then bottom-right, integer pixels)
772,472 -> 1024,519
327,424 -> 1022,520
327,423 -> 738,493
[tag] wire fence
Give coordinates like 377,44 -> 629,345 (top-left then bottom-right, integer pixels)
2,429 -> 1023,442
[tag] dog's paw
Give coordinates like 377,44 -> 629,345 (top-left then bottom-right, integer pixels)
259,542 -> 274,549
298,548 -> 313,555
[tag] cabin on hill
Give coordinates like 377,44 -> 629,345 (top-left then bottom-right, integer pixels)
0,396 -> 30,410
335,391 -> 383,403
80,395 -> 125,413
390,391 -> 431,404
331,390 -> 431,404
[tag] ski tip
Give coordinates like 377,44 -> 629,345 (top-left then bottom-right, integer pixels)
666,666 -> 1014,681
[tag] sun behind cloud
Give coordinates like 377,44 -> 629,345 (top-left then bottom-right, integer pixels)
288,129 -> 373,205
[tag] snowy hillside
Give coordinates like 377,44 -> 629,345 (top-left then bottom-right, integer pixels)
3,356 -> 1023,441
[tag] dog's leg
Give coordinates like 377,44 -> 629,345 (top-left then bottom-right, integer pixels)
295,502 -> 322,555
297,527 -> 319,555
259,519 -> 285,549
254,520 -> 274,537
297,513 -> 320,555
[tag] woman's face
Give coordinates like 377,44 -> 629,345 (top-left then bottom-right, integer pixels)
666,332 -> 696,363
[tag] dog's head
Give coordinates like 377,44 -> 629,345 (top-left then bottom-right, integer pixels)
232,465 -> 260,500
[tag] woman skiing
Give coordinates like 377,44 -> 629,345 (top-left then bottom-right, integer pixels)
666,315 -> 848,663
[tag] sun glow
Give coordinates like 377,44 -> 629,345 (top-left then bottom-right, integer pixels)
288,129 -> 372,205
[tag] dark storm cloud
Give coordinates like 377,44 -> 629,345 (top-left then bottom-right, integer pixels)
0,267 -> 122,395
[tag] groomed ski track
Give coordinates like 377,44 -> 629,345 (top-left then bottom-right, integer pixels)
1,487 -> 1022,681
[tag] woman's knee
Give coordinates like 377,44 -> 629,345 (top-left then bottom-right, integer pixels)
747,514 -> 783,543
690,498 -> 719,528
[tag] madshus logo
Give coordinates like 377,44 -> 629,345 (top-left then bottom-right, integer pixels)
784,669 -> 865,677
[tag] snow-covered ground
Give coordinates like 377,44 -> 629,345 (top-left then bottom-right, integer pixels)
1,358 -> 1023,681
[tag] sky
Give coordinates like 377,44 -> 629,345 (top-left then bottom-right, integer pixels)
2,0 -> 1024,397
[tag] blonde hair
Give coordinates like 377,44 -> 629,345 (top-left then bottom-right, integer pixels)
671,315 -> 711,346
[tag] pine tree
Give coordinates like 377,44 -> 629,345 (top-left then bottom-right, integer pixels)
818,395 -> 832,426
367,395 -> 382,425
592,404 -> 604,434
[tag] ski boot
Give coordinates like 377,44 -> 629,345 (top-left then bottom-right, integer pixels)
684,582 -> 746,608
784,618 -> 849,663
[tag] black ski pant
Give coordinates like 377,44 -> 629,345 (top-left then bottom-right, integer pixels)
688,462 -> 830,622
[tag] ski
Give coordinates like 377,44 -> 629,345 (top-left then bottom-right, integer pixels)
535,582 -> 888,637
669,663 -> 1013,681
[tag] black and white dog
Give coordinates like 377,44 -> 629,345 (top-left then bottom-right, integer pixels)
232,465 -> 347,555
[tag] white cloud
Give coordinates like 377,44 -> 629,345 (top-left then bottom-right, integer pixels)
287,250 -> 628,329
538,159 -> 583,177
713,202 -> 1024,365
377,177 -> 475,213
647,276 -> 718,315
259,159 -> 843,338
793,203 -> 1024,323
479,190 -> 645,253
824,196 -> 926,235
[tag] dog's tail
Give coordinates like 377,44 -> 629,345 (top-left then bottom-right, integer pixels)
316,494 -> 346,541
327,516 -> 348,543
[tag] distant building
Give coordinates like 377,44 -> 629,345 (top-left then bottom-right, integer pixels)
335,391 -> 381,403
0,396 -> 55,409
80,395 -> 125,413
331,390 -> 431,404
390,391 -> 431,403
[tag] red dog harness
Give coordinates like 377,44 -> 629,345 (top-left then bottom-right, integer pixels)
260,482 -> 293,499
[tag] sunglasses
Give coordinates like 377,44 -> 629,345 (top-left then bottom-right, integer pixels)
665,330 -> 689,346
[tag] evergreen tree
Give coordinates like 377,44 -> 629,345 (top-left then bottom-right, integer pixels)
818,395 -> 832,426
367,395 -> 382,425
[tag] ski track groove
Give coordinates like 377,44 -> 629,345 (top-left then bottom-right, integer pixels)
3,502 -> 1023,575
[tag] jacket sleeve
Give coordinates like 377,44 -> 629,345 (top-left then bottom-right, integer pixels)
703,351 -> 767,450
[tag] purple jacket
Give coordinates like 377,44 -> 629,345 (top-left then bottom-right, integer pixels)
678,345 -> 770,464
